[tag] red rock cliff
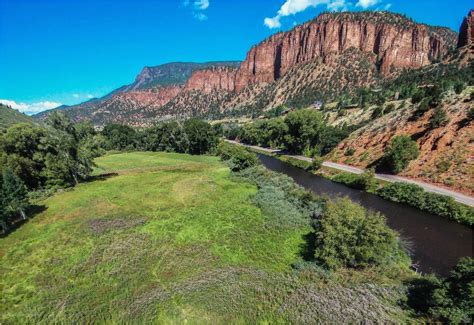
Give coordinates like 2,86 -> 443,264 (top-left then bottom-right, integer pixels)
458,10 -> 474,47
185,66 -> 238,93
234,12 -> 456,91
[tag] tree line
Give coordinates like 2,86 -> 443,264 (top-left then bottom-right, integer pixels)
0,114 -> 220,232
223,109 -> 350,157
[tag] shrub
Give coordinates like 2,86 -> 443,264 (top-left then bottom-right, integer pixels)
377,182 -> 473,225
311,156 -> 324,171
371,106 -> 384,119
411,97 -> 431,119
217,142 -> 259,172
313,198 -> 409,270
411,90 -> 424,104
237,166 -> 323,226
381,135 -> 419,174
385,103 -> 396,114
453,81 -> 465,94
468,107 -> 474,121
331,169 -> 377,191
429,107 -> 449,129
407,258 -> 473,323
344,148 -> 355,156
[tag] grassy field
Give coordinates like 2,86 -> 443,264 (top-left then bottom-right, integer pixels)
0,152 -> 411,323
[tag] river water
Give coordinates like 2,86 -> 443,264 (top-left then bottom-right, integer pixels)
257,154 -> 473,276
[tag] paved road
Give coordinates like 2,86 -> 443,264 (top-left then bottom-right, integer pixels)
225,140 -> 474,207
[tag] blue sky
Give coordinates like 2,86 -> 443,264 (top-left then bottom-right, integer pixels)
0,0 -> 472,114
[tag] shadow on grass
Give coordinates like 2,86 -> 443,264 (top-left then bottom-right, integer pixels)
86,172 -> 119,183
299,232 -> 317,262
0,204 -> 47,238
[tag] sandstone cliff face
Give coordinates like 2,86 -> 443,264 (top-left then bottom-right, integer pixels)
234,12 -> 456,91
185,66 -> 238,93
458,10 -> 474,48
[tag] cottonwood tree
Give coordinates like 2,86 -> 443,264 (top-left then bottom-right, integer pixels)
1,169 -> 29,221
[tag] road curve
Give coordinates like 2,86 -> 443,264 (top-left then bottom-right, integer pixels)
225,140 -> 474,207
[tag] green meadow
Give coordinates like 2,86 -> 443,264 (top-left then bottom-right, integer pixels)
0,152 -> 409,323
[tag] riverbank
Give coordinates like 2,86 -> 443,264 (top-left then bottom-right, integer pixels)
225,140 -> 474,207
255,153 -> 473,275
225,140 -> 473,226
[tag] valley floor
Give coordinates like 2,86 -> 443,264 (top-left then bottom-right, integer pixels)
0,152 -> 411,323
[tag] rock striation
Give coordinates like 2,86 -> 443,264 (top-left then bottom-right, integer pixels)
234,12 -> 456,91
458,10 -> 474,48
185,66 -> 238,93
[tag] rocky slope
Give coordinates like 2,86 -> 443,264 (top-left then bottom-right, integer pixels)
327,88 -> 473,196
35,11 -> 459,126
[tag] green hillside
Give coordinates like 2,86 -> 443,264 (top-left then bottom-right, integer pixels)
0,104 -> 34,129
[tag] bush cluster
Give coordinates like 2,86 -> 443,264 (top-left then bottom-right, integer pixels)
377,182 -> 473,225
381,135 -> 419,174
216,141 -> 259,172
313,198 -> 410,270
407,257 -> 473,323
331,169 -> 377,192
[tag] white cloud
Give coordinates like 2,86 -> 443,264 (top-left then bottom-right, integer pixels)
264,0 -> 350,29
194,0 -> 209,10
0,99 -> 62,115
184,0 -> 210,20
356,0 -> 380,8
264,16 -> 282,28
383,3 -> 392,10
194,12 -> 208,21
72,93 -> 94,99
327,0 -> 348,11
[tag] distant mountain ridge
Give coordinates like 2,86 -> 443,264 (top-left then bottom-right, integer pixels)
34,10 -> 462,126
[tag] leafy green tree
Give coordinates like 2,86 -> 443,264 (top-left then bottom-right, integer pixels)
42,112 -> 96,186
102,124 -> 137,150
183,119 -> 218,154
313,198 -> 408,269
262,118 -> 288,148
382,135 -> 419,174
1,169 -> 29,221
0,123 -> 45,188
157,121 -> 189,153
429,107 -> 449,129
74,120 -> 96,140
284,109 -> 324,154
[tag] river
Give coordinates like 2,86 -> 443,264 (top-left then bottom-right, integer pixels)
257,153 -> 473,276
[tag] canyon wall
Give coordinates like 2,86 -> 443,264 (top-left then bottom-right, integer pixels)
458,10 -> 474,48
185,66 -> 238,93
188,12 -> 456,92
